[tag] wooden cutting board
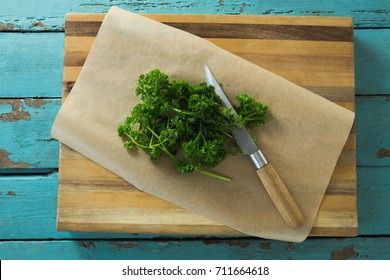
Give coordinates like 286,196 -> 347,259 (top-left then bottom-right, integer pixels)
58,13 -> 357,236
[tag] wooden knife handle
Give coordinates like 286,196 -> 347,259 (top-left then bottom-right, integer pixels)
256,163 -> 304,228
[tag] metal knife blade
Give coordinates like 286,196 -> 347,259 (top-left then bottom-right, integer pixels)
204,64 -> 268,169
203,64 -> 304,228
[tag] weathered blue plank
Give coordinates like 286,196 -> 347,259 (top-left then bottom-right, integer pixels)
0,174 -> 57,239
0,0 -> 389,30
356,97 -> 390,166
0,99 -> 61,171
1,29 -> 389,98
0,166 -> 389,239
0,33 -> 64,98
0,173 -> 152,239
355,29 -> 390,95
0,238 -> 389,260
357,167 -> 390,235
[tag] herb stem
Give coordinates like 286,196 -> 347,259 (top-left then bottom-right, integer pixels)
162,148 -> 179,163
124,133 -> 151,149
171,107 -> 196,116
218,129 -> 234,139
195,168 -> 231,182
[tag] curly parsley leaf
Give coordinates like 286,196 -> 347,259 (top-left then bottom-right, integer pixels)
118,69 -> 272,182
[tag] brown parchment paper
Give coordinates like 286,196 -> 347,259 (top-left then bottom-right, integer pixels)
51,6 -> 355,242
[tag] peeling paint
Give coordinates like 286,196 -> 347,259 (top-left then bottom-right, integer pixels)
0,21 -> 18,31
352,9 -> 389,15
219,0 -> 224,6
0,19 -> 57,32
0,149 -> 31,168
25,99 -> 47,108
288,242 -> 295,250
78,241 -> 95,249
7,191 -> 16,196
32,21 -> 44,27
239,3 -> 247,14
108,241 -> 137,248
0,100 -> 30,122
226,240 -> 250,248
309,10 -> 336,16
377,148 -> 390,158
157,241 -> 169,246
32,21 -> 48,31
35,138 -> 56,142
263,9 -> 294,15
117,242 -> 138,248
0,22 -> 8,31
331,245 -> 359,260
203,240 -> 222,245
260,242 -> 270,249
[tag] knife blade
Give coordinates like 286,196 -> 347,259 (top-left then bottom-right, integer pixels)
204,64 -> 304,228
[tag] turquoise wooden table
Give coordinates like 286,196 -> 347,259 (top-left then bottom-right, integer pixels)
1,0 -> 389,260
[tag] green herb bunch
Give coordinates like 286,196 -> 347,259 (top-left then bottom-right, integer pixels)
118,69 -> 271,181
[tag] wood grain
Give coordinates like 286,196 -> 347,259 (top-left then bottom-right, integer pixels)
65,13 -> 354,26
256,163 -> 304,228
65,19 -> 354,41
57,13 -> 357,237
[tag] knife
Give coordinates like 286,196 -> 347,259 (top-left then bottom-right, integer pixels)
204,64 -> 304,228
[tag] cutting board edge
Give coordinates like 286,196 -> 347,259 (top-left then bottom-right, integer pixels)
65,12 -> 353,27
57,13 -> 357,238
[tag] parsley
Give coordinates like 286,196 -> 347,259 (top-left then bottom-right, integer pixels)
118,69 -> 272,181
